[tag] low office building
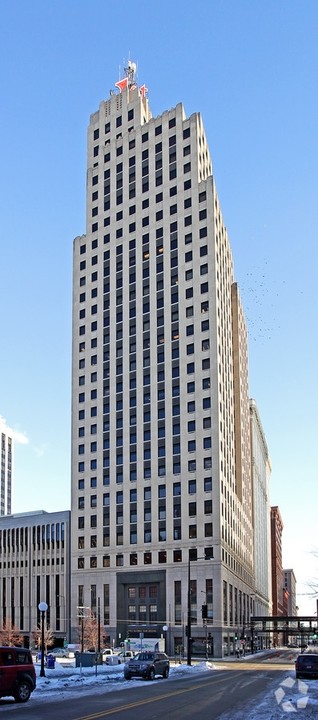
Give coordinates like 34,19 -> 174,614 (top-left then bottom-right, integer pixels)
0,509 -> 71,646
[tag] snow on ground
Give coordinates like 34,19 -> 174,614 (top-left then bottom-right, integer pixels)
32,658 -> 217,701
218,673 -> 318,719
9,654 -> 318,718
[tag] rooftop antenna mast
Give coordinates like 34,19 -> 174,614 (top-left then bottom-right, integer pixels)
124,59 -> 137,87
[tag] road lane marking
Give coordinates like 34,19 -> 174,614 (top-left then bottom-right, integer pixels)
72,675 -> 234,720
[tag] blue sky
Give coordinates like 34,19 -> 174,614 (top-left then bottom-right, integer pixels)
0,0 -> 317,614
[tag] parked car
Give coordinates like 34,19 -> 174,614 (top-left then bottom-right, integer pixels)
295,652 -> 318,679
0,646 -> 36,703
102,648 -> 115,662
117,650 -> 135,659
124,651 -> 170,680
46,647 -> 69,658
103,650 -> 134,665
105,655 -> 122,665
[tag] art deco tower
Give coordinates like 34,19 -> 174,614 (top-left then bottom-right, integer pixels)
71,62 -> 254,656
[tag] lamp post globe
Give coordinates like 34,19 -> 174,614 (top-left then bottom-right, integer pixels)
38,602 -> 48,677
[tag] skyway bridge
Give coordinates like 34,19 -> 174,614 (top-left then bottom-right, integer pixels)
251,616 -> 318,632
249,616 -> 318,650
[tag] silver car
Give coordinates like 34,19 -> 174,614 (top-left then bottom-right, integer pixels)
124,651 -> 169,680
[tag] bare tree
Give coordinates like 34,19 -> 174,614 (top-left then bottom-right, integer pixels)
0,619 -> 24,646
32,624 -> 55,653
307,548 -> 318,605
77,612 -> 106,651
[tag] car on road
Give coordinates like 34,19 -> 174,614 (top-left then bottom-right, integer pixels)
295,652 -> 318,679
124,651 -> 169,680
0,646 -> 36,703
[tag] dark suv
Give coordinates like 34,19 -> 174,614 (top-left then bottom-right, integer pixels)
124,651 -> 169,680
0,647 -> 36,702
295,652 -> 318,679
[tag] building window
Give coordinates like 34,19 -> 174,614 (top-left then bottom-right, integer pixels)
188,479 -> 196,494
204,500 -> 212,514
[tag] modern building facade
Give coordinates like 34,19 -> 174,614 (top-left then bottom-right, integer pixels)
283,568 -> 297,616
249,399 -> 272,617
271,505 -> 284,615
71,62 -> 256,657
0,510 -> 71,646
0,417 -> 13,515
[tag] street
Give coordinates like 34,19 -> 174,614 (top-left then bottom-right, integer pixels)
0,649 -> 301,719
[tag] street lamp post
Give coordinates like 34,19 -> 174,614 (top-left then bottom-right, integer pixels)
187,556 -> 192,666
97,598 -> 101,653
38,601 -> 48,677
250,594 -> 255,654
201,591 -> 208,660
162,625 -> 168,654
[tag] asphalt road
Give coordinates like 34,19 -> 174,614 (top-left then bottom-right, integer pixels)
0,649 -> 297,720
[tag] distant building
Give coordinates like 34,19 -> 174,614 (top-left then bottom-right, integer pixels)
250,400 -> 272,615
283,568 -> 297,616
0,510 -> 71,645
271,506 -> 284,615
0,417 -> 13,515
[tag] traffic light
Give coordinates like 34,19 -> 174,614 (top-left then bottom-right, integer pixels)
234,633 -> 238,641
202,604 -> 208,620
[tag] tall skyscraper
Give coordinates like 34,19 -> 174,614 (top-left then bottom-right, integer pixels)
283,568 -> 297,617
0,417 -> 13,515
250,399 -> 272,617
71,62 -> 255,657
